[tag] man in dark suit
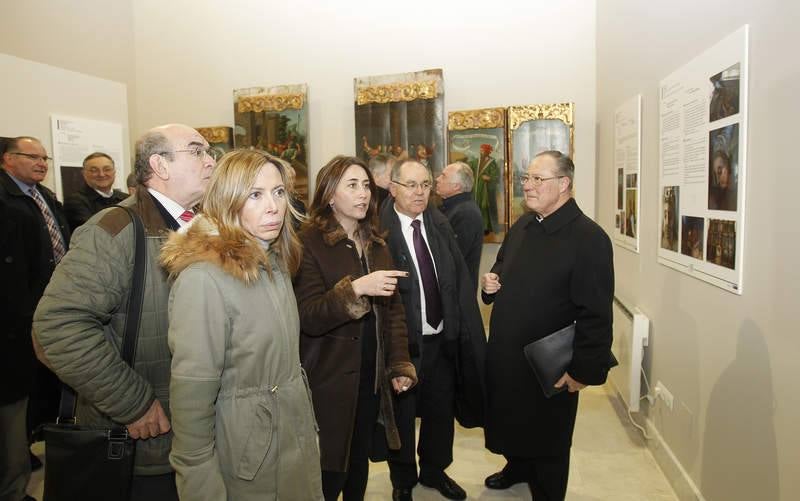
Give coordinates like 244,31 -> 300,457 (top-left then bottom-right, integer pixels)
64,152 -> 128,229
0,136 -> 71,501
435,161 -> 483,286
481,151 -> 614,500
380,160 -> 486,501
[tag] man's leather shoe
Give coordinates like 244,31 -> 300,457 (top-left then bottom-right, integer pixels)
392,487 -> 413,501
485,469 -> 523,489
419,473 -> 466,500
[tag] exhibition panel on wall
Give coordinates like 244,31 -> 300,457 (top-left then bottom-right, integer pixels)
657,26 -> 749,294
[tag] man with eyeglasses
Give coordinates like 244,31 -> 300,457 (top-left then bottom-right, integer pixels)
33,124 -> 216,500
0,136 -> 71,501
481,151 -> 615,500
379,160 -> 486,501
64,152 -> 129,229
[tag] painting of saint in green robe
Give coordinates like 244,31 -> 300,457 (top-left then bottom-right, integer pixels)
468,143 -> 500,235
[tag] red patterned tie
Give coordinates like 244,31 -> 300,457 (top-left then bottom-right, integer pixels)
179,210 -> 194,223
29,188 -> 66,263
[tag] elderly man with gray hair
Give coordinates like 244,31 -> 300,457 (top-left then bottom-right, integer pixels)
435,161 -> 483,286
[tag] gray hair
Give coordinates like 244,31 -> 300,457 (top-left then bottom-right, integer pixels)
534,150 -> 574,189
451,161 -> 474,192
83,151 -> 114,168
368,153 -> 396,178
391,159 -> 431,183
134,130 -> 172,185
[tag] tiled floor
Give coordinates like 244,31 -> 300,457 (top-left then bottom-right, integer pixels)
27,385 -> 676,500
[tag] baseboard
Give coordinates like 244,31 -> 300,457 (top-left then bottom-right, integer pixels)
644,417 -> 707,501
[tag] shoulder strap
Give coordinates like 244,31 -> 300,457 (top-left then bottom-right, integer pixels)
57,206 -> 147,422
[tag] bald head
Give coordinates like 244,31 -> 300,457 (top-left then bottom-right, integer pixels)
135,124 -> 216,208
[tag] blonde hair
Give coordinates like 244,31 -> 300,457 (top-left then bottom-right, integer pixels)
202,149 -> 302,275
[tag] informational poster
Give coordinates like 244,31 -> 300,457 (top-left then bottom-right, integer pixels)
50,115 -> 126,201
613,95 -> 642,253
657,26 -> 748,294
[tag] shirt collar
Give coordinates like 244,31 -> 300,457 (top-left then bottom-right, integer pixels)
393,204 -> 423,229
530,198 -> 582,234
147,188 -> 189,225
5,170 -> 37,195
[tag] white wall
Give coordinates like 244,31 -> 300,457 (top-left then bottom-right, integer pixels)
596,1 -> 798,500
131,0 -> 598,214
0,53 -> 130,195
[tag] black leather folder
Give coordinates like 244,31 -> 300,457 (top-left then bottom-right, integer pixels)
523,323 -> 575,398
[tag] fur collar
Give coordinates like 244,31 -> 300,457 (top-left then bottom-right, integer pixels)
160,215 -> 271,285
320,220 -> 386,248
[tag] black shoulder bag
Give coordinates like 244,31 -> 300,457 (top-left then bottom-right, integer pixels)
40,206 -> 146,501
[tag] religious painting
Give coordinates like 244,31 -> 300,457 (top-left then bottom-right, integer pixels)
196,126 -> 234,160
706,219 -> 736,269
708,123 -> 739,211
507,103 -> 574,227
447,107 -> 507,243
233,84 -> 309,203
354,69 -> 445,179
709,63 -> 740,123
660,186 -> 680,252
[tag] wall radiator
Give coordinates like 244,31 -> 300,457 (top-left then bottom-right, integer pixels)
609,296 -> 650,412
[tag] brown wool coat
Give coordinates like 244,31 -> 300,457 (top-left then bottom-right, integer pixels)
294,221 -> 417,472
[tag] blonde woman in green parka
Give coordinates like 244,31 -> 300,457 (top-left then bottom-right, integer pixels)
160,150 -> 322,500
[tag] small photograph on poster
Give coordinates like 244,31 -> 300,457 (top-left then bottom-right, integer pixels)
624,190 -> 637,238
617,169 -> 623,209
615,213 -> 620,229
620,211 -> 627,235
660,186 -> 680,251
708,123 -> 739,211
625,173 -> 638,188
681,216 -> 705,259
709,63 -> 740,122
707,219 -> 736,269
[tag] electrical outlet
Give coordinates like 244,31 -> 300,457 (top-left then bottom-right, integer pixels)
654,381 -> 674,411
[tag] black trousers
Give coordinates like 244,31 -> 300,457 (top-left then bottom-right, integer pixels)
503,453 -> 571,501
322,366 -> 380,501
388,334 -> 455,488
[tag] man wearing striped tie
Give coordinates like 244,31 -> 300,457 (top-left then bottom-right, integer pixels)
33,124 -> 216,500
0,136 -> 71,501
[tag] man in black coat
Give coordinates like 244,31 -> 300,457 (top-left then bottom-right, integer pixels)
435,161 -> 483,286
481,151 -> 614,501
64,152 -> 128,229
0,136 -> 71,501
368,152 -> 396,212
380,160 -> 486,501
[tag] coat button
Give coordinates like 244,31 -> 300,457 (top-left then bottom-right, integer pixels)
4,256 -> 12,263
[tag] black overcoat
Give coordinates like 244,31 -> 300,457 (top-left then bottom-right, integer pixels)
441,192 -> 483,287
63,183 -> 128,229
380,199 -> 487,428
0,170 -> 71,408
483,198 -> 614,456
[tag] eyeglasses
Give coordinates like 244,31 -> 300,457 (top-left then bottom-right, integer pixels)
159,146 -> 218,161
391,180 -> 432,191
85,167 -> 115,175
9,152 -> 53,163
518,174 -> 565,186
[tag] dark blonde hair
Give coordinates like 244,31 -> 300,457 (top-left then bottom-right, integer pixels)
203,149 -> 302,275
309,155 -> 381,239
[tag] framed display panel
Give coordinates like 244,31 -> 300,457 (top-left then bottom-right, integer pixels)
196,126 -> 234,159
507,103 -> 574,227
355,69 -> 446,178
234,84 -> 309,203
447,107 -> 508,243
613,95 -> 642,253
657,26 -> 748,294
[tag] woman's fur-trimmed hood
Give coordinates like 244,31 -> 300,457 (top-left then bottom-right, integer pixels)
160,215 -> 272,285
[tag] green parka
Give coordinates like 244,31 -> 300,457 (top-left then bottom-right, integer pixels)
160,216 -> 322,500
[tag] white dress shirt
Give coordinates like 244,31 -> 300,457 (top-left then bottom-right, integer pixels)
394,206 -> 444,335
148,188 -> 192,227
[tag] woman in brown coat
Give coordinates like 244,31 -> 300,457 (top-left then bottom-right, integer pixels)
294,155 -> 417,501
